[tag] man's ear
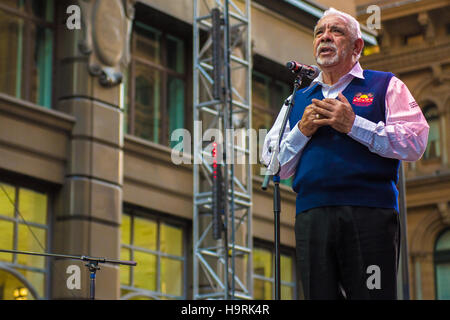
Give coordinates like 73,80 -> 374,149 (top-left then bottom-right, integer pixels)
354,38 -> 364,57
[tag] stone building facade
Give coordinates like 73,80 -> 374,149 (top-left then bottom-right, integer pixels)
357,0 -> 450,300
2,0 -> 445,300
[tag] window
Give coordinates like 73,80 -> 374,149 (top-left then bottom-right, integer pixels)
252,242 -> 296,300
120,208 -> 187,300
0,182 -> 49,299
434,229 -> 450,300
423,104 -> 440,161
0,0 -> 54,108
252,70 -> 293,186
125,21 -> 186,148
252,71 -> 290,132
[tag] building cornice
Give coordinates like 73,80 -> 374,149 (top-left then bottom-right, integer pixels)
357,0 -> 449,21
360,40 -> 450,74
0,93 -> 76,133
406,169 -> 450,208
407,169 -> 450,187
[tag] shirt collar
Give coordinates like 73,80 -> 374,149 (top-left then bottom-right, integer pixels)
303,61 -> 365,92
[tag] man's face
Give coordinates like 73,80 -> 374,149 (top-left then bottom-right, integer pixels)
313,15 -> 354,68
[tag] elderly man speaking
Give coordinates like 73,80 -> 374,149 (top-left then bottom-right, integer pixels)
262,8 -> 429,300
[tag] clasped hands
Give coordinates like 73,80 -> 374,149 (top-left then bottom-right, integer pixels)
298,92 -> 356,137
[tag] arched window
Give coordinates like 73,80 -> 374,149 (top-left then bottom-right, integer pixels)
423,104 -> 441,160
0,182 -> 49,299
434,229 -> 450,300
0,266 -> 39,300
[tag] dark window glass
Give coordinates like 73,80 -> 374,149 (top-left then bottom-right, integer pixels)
0,12 -> 24,99
31,0 -> 54,22
126,22 -> 186,148
435,229 -> 450,300
134,66 -> 162,143
423,104 -> 440,160
0,0 -> 54,108
252,71 -> 292,186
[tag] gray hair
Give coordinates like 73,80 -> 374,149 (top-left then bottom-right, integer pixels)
316,7 -> 363,60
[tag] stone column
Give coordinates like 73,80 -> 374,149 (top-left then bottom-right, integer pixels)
52,0 -> 134,299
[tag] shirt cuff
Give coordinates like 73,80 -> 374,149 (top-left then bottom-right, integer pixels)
347,115 -> 377,145
286,121 -> 311,148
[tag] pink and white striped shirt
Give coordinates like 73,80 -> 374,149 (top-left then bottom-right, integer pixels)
262,62 -> 430,179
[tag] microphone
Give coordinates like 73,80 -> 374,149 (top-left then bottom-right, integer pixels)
286,61 -> 320,80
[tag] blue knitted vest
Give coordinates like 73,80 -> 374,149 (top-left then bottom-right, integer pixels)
288,70 -> 400,214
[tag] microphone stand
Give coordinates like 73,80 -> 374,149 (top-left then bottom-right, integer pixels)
261,71 -> 308,300
0,248 -> 137,300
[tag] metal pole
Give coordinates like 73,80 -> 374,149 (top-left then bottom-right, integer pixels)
192,0 -> 199,301
398,162 -> 410,299
273,176 -> 281,300
222,0 -> 230,298
246,0 -> 254,300
86,261 -> 100,300
90,272 -> 95,300
224,0 -> 236,300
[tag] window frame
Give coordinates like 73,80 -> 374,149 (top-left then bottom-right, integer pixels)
252,238 -> 297,300
0,0 -> 56,109
126,20 -> 189,147
252,70 -> 291,128
120,205 -> 189,300
252,69 -> 293,186
0,178 -> 51,299
434,228 -> 450,300
422,103 -> 441,163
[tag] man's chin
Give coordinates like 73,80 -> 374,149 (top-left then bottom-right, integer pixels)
316,59 -> 339,68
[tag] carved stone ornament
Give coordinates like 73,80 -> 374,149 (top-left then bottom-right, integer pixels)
378,24 -> 391,50
431,63 -> 444,85
417,11 -> 435,40
78,0 -> 135,87
437,202 -> 450,226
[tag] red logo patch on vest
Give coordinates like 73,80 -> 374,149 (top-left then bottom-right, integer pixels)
352,92 -> 374,107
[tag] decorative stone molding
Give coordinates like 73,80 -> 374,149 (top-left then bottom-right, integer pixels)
360,40 -> 450,74
378,24 -> 391,51
431,63 -> 444,85
417,11 -> 435,40
417,11 -> 428,26
437,202 -> 450,225
409,206 -> 447,256
412,74 -> 450,107
410,251 -> 430,260
77,0 -> 135,87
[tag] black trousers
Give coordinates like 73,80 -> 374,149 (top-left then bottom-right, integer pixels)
295,206 -> 400,300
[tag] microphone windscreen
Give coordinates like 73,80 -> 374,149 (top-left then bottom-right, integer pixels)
309,65 -> 320,79
286,61 -> 295,70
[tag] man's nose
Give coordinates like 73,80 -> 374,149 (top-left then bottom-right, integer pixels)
320,29 -> 333,42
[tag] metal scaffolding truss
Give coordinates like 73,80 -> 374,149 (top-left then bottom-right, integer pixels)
193,0 -> 253,300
